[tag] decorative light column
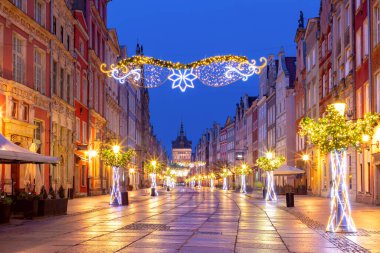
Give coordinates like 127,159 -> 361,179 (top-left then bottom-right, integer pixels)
110,145 -> 121,205
219,168 -> 231,191
256,152 -> 285,201
236,163 -> 251,194
299,103 -> 379,233
150,160 -> 158,196
209,172 -> 216,190
100,144 -> 135,206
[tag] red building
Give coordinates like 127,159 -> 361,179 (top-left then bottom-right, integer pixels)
73,8 -> 90,196
0,0 -> 52,193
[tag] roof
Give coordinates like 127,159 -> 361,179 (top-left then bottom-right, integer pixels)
172,122 -> 192,149
0,134 -> 58,164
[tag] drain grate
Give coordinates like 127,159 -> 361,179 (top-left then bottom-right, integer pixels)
122,223 -> 170,231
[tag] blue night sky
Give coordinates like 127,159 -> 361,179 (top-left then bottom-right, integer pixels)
107,0 -> 320,157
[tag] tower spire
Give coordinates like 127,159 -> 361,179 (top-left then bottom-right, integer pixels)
180,121 -> 184,136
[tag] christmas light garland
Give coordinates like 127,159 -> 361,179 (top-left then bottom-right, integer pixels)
101,55 -> 267,92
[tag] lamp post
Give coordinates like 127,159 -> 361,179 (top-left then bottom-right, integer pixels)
302,154 -> 310,191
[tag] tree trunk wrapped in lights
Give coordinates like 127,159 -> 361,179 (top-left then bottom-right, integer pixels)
145,160 -> 163,197
256,154 -> 285,201
299,104 -> 379,233
208,172 -> 216,190
236,164 -> 251,194
101,146 -> 135,205
219,167 -> 232,191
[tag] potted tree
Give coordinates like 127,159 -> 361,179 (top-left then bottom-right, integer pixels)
101,145 -> 135,205
13,191 -> 40,219
38,186 -> 54,216
0,193 -> 12,224
55,185 -> 68,215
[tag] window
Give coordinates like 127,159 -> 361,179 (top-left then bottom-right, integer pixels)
364,83 -> 369,114
345,48 -> 351,76
34,0 -> 43,26
328,68 -> 332,92
363,18 -> 369,57
307,55 -> 310,71
52,61 -> 57,94
76,117 -> 80,141
376,7 -> 380,45
67,35 -> 70,51
60,68 -> 64,98
376,73 -> 380,113
346,6 -> 350,27
356,28 -> 362,66
322,74 -> 326,97
75,70 -> 80,100
12,35 -> 24,84
82,75 -> 87,104
53,16 -> 57,35
21,104 -> 28,121
356,88 -> 362,118
67,74 -> 71,103
81,165 -> 86,187
12,0 -> 25,11
11,100 -> 18,119
34,49 -> 43,93
34,121 -> 42,142
312,48 -> 316,66
82,122 -> 87,144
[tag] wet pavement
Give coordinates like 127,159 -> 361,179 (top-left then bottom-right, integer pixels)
0,187 -> 378,253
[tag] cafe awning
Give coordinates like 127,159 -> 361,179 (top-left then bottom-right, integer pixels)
0,134 -> 58,164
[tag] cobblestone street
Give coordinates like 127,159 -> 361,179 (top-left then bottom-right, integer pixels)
1,188 -> 379,253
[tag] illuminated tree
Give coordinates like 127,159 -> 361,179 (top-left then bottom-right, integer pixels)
299,104 -> 379,232
219,167 -> 232,191
101,146 -> 135,205
256,153 -> 285,201
235,164 -> 251,194
144,160 -> 163,196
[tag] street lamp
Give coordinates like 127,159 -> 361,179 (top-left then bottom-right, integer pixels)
302,154 -> 311,191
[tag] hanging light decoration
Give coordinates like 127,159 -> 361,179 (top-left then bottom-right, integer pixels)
101,55 -> 267,92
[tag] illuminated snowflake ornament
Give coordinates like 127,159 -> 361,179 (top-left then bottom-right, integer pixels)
168,68 -> 197,92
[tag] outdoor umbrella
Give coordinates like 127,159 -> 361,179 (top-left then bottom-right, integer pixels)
273,165 -> 305,176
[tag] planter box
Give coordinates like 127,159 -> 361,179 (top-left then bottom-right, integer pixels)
38,199 -> 68,216
55,198 -> 68,215
38,199 -> 55,216
0,204 -> 11,224
13,199 -> 38,219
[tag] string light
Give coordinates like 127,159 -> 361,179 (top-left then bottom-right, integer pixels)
101,55 -> 267,92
